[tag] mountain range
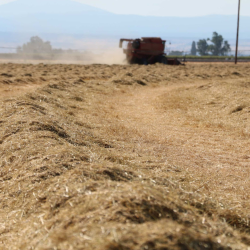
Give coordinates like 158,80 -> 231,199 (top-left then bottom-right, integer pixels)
0,0 -> 249,37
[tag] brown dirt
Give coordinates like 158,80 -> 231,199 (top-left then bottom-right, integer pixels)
0,62 -> 250,249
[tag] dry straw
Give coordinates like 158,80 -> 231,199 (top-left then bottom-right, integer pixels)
0,62 -> 249,249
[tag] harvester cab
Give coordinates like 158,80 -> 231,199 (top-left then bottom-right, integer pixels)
119,37 -> 181,65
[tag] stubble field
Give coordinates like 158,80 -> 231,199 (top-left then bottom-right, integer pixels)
0,62 -> 249,249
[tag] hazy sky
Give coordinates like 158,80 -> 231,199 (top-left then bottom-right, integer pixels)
0,0 -> 249,17
75,0 -> 248,17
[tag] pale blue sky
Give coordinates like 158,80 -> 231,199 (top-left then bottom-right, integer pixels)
71,0 -> 249,17
0,0 -> 249,17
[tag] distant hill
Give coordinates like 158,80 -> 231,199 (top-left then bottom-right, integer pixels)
0,0 -> 249,38
0,0 -> 249,52
0,0 -> 107,16
0,0 -> 116,34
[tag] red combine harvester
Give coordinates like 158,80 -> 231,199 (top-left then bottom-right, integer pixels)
119,37 -> 181,65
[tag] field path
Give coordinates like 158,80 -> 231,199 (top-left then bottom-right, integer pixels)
106,83 -> 250,205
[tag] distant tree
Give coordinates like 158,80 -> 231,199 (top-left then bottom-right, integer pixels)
197,39 -> 209,56
208,32 -> 231,56
197,32 -> 231,56
17,36 -> 82,55
222,41 -> 231,55
191,41 -> 197,56
18,36 -> 52,54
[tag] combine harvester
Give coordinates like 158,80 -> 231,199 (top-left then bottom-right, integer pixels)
119,37 -> 181,65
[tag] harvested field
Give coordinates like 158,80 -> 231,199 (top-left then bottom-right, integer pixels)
0,62 -> 250,249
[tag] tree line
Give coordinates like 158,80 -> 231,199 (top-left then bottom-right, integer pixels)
191,32 -> 231,56
16,36 -> 78,54
18,34 -> 231,57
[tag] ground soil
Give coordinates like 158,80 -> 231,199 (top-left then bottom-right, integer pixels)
0,62 -> 249,249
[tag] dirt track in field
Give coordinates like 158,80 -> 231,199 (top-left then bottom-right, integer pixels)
107,83 -> 250,204
0,62 -> 250,249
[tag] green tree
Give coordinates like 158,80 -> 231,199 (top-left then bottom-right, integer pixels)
197,39 -> 209,56
208,32 -> 231,56
191,41 -> 197,55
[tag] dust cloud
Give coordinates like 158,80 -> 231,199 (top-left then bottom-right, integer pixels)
51,37 -> 127,64
0,38 -> 127,65
88,48 -> 126,64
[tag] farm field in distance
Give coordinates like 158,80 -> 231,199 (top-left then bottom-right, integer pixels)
0,62 -> 250,249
